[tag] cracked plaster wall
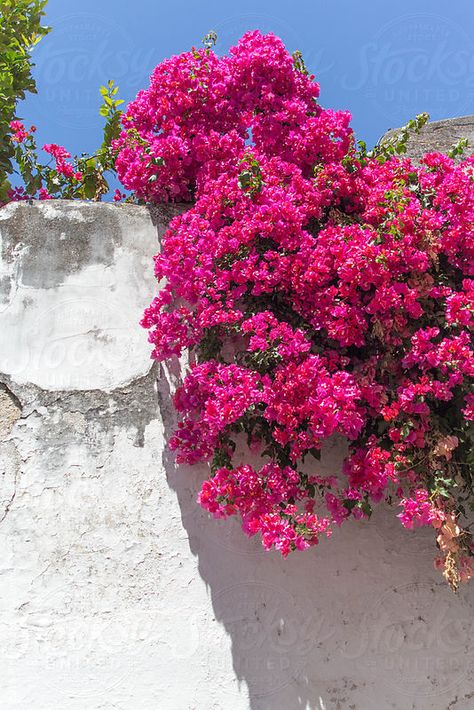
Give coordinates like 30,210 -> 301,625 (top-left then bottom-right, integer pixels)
0,119 -> 473,710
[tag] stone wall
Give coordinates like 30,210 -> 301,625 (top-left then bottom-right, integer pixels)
382,115 -> 474,162
0,120 -> 473,710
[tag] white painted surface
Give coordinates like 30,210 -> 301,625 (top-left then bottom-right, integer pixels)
0,201 -> 472,710
0,201 -> 160,391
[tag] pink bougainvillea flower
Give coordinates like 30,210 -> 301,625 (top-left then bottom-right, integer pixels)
113,31 -> 474,584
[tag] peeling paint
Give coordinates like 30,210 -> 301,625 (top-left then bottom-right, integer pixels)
0,383 -> 22,437
0,162 -> 473,710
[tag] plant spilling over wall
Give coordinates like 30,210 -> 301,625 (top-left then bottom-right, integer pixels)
116,31 -> 474,589
3,16 -> 473,589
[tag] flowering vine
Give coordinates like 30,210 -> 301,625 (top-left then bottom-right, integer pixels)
115,31 -> 474,589
114,32 -> 474,588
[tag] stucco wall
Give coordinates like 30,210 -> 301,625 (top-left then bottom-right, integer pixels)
1,120 -> 473,710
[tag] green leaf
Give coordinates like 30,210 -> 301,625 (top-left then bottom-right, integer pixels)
0,0 -> 50,185
83,174 -> 98,199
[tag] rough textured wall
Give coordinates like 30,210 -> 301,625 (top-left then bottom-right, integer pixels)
1,120 -> 474,710
382,115 -> 474,162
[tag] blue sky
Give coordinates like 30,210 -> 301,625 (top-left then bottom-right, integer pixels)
20,0 -> 474,161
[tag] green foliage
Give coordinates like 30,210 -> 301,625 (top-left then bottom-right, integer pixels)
11,80 -> 124,201
77,79 -> 124,199
358,112 -> 430,164
238,153 -> 264,197
1,0 -> 124,203
447,137 -> 469,160
0,0 -> 50,201
202,30 -> 217,50
292,50 -> 309,76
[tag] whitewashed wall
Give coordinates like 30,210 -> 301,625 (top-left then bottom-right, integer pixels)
0,162 -> 473,709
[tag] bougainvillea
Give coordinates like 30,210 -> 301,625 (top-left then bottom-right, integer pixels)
116,31 -> 474,590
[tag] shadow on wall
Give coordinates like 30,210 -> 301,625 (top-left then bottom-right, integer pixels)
157,363 -> 474,710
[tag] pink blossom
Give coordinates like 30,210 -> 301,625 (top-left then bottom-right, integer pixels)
122,31 -> 474,578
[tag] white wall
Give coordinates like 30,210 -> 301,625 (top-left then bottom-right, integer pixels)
0,200 -> 472,710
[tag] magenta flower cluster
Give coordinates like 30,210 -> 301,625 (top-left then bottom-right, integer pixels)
3,123 -> 84,203
117,32 -> 474,587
